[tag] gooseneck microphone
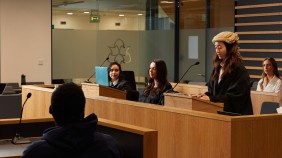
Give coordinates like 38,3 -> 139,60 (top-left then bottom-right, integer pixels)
11,92 -> 32,144
167,61 -> 200,93
85,57 -> 110,83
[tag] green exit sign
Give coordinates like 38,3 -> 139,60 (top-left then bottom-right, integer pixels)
90,15 -> 100,23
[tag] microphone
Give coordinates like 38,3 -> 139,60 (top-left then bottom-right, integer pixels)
11,92 -> 32,144
167,61 -> 200,93
84,57 -> 109,83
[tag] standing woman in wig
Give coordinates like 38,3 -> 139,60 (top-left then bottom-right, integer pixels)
256,57 -> 281,93
196,31 -> 253,115
139,59 -> 172,105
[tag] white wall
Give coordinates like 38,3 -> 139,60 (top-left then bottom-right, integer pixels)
0,0 -> 51,84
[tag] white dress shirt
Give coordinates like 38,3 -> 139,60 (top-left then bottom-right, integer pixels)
256,76 -> 282,93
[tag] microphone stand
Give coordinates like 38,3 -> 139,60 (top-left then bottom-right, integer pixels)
167,61 -> 200,93
85,57 -> 109,83
11,93 -> 32,144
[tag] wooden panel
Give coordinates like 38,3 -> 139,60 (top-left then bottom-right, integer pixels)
170,83 -> 208,95
164,93 -> 193,109
20,85 -> 282,158
235,1 -> 282,80
240,49 -> 282,52
235,12 -> 282,18
235,3 -> 282,9
243,57 -> 282,61
250,91 -> 279,115
237,31 -> 282,34
0,118 -> 157,158
81,83 -> 127,100
163,93 -> 223,113
239,40 -> 282,43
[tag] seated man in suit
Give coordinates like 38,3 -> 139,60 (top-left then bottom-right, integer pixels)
22,82 -> 121,158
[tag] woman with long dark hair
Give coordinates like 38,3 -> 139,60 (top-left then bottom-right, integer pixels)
256,57 -> 281,93
196,31 -> 253,115
139,59 -> 172,105
107,61 -> 132,91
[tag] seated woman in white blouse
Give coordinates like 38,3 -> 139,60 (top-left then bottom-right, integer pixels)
256,57 -> 281,93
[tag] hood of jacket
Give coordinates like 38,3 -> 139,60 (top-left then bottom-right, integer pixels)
43,113 -> 98,153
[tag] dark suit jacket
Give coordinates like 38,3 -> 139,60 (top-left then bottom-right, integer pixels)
139,82 -> 172,105
205,62 -> 253,115
110,80 -> 132,91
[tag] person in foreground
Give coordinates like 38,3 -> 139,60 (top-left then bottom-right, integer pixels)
139,59 -> 172,105
22,82 -> 121,158
195,31 -> 253,115
256,57 -> 281,93
108,61 -> 132,91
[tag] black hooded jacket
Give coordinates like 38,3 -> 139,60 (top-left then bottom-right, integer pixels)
22,114 -> 121,158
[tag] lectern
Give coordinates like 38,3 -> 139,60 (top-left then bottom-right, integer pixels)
81,83 -> 127,99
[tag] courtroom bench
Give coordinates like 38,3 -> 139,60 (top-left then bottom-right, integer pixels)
0,118 -> 157,158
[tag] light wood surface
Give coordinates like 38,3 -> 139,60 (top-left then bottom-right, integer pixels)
163,93 -> 223,113
84,95 -> 282,158
166,83 -> 280,115
163,93 -> 192,109
21,85 -> 282,158
0,118 -> 157,158
81,83 -> 126,99
251,91 -> 279,115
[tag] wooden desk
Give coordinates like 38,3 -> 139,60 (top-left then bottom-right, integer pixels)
251,91 -> 279,114
0,118 -> 157,158
164,93 -> 223,113
82,83 -> 126,99
169,83 -> 280,115
22,85 -> 282,158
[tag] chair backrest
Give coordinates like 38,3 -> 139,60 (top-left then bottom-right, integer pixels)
122,71 -> 136,90
25,82 -> 44,85
260,102 -> 280,114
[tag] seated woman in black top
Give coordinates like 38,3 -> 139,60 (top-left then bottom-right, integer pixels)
139,59 -> 172,105
108,61 -> 132,91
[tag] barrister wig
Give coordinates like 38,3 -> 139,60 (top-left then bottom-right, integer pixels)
212,31 -> 239,44
49,82 -> 85,126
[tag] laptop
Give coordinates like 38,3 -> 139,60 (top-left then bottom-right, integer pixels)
95,66 -> 109,86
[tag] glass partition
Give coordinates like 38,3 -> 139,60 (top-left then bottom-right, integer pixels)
52,0 -> 234,84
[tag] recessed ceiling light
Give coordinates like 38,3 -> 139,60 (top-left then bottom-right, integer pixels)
119,14 -> 125,17
160,1 -> 174,3
66,12 -> 73,15
137,13 -> 143,16
83,11 -> 90,14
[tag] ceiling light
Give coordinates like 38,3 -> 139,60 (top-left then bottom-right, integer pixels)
83,11 -> 90,14
119,14 -> 125,17
66,12 -> 73,15
137,13 -> 143,16
160,1 -> 174,3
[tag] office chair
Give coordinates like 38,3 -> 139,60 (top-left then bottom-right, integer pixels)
122,71 -> 137,90
260,102 -> 280,114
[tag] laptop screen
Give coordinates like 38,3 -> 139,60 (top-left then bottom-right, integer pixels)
95,66 -> 109,86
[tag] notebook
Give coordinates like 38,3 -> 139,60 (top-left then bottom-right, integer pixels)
95,66 -> 109,86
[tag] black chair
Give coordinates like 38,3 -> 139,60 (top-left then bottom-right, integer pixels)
52,79 -> 65,84
260,102 -> 280,114
25,82 -> 44,85
122,71 -> 137,90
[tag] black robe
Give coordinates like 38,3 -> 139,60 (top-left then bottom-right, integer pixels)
206,62 -> 253,115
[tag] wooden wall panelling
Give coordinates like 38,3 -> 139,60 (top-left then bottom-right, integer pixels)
235,1 -> 282,81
